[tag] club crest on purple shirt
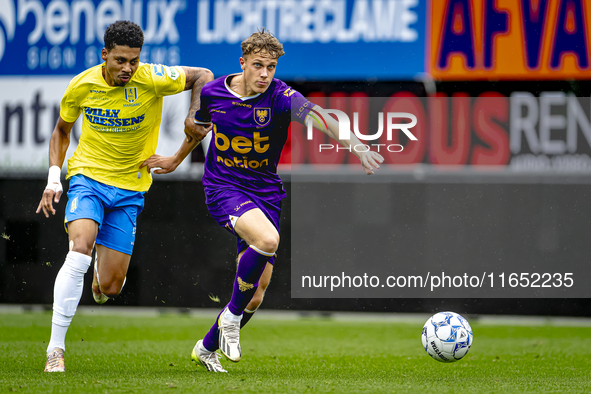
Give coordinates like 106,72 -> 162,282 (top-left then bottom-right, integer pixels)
196,75 -> 313,202
254,108 -> 271,126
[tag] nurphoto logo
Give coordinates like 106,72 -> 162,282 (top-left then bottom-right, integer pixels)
306,108 -> 418,153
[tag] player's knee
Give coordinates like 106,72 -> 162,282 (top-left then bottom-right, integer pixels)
69,238 -> 94,256
256,233 -> 280,254
100,279 -> 123,298
101,287 -> 121,299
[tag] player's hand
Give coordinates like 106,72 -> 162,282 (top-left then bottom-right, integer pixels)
184,118 -> 212,142
141,155 -> 179,174
36,183 -> 63,218
359,151 -> 384,175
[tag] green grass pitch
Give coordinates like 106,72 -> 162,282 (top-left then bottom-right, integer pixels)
1,312 -> 590,393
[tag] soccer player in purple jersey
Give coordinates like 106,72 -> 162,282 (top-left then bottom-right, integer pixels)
188,29 -> 384,372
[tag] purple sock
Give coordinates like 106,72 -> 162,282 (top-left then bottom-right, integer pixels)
203,309 -> 224,351
227,246 -> 271,315
201,247 -> 272,352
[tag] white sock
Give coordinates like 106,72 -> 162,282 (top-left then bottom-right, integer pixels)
223,308 -> 242,324
47,313 -> 69,353
198,341 -> 213,355
47,251 -> 92,353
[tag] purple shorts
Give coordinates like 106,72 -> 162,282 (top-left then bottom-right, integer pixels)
205,187 -> 281,265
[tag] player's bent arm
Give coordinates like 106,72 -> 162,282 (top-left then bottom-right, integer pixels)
140,67 -> 213,176
36,116 -> 76,217
180,66 -> 214,140
140,124 -> 212,175
307,105 -> 384,175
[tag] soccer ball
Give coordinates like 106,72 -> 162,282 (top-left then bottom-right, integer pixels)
421,311 -> 473,362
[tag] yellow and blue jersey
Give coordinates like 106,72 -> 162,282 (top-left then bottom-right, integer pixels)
60,63 -> 186,192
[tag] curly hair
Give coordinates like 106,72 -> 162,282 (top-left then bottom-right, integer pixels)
241,28 -> 285,59
104,20 -> 144,51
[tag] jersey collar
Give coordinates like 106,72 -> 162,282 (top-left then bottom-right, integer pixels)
224,74 -> 261,101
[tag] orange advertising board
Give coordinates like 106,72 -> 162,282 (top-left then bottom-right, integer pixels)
429,0 -> 591,80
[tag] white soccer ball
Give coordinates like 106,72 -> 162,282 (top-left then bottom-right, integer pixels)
421,311 -> 473,362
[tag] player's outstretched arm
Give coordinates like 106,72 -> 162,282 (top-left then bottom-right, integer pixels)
308,105 -> 384,175
140,123 -> 212,174
36,116 -> 75,217
181,66 -> 214,142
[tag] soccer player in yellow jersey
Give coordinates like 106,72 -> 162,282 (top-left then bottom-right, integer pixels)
36,21 -> 213,372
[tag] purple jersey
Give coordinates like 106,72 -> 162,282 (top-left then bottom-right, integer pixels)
195,75 -> 312,202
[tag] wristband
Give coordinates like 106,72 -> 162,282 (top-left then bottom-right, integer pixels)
48,166 -> 61,183
45,166 -> 63,193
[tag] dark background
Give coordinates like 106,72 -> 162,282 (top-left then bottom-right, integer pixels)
1,80 -> 590,316
1,177 -> 590,317
290,181 -> 591,298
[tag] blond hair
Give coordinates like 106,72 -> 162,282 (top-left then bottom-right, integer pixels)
241,28 -> 285,59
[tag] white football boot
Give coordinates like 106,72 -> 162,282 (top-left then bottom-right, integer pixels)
191,340 -> 227,373
218,308 -> 242,362
44,348 -> 65,372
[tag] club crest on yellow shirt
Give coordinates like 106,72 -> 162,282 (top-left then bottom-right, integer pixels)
125,87 -> 138,103
254,107 -> 271,126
